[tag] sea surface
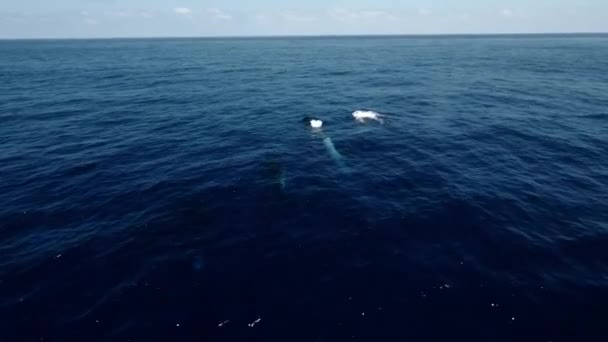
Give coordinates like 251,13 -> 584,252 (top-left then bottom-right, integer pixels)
1,35 -> 608,341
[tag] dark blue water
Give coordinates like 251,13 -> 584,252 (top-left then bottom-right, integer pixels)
1,36 -> 608,341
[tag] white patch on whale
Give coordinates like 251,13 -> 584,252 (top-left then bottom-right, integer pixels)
353,110 -> 383,123
310,119 -> 323,128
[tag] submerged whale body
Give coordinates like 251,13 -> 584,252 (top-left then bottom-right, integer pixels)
264,160 -> 286,191
353,110 -> 383,123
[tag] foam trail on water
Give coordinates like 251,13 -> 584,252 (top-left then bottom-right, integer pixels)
323,137 -> 345,168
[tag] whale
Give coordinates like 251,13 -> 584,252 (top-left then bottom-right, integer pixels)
302,116 -> 323,129
310,119 -> 323,128
264,160 -> 286,191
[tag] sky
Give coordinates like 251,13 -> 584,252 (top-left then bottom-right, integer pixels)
1,0 -> 607,38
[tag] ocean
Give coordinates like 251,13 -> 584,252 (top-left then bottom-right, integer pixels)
1,35 -> 607,341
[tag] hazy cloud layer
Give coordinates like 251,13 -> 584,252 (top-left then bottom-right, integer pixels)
1,2 -> 606,38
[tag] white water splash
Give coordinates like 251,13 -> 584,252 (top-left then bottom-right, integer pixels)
248,317 -> 261,328
353,110 -> 383,123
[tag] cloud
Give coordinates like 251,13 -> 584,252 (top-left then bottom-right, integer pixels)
105,10 -> 131,18
459,13 -> 471,21
102,9 -> 155,19
418,8 -> 432,16
4,12 -> 28,24
360,11 -> 391,19
84,18 -> 98,25
174,7 -> 192,16
328,8 -> 395,22
281,12 -> 318,22
254,14 -> 272,25
327,8 -> 359,22
80,10 -> 98,25
140,11 -> 154,19
205,8 -> 233,21
501,9 -> 513,17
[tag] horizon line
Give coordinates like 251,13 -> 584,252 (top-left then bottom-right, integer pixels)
1,32 -> 607,41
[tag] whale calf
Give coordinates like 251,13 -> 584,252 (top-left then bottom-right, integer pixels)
353,110 -> 383,123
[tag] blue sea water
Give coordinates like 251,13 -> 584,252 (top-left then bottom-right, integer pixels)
1,35 -> 608,341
